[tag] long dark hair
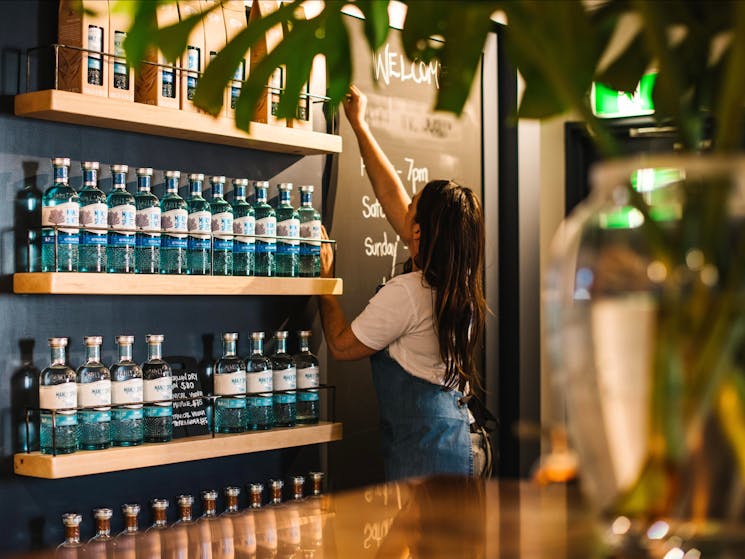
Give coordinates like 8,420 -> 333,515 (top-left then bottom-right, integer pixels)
414,180 -> 486,392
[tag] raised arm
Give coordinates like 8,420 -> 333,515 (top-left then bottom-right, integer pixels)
343,85 -> 412,242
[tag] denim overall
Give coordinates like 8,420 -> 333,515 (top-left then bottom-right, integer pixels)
371,349 -> 473,481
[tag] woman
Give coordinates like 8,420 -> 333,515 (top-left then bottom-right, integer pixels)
318,86 -> 486,480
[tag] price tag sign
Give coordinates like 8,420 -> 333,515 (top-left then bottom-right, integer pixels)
167,356 -> 210,438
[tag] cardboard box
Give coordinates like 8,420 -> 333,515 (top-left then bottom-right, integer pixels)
222,0 -> 248,119
178,1 -> 207,112
134,2 -> 180,108
201,0 -> 227,114
107,1 -> 135,101
57,0 -> 108,96
286,4 -> 312,130
248,0 -> 285,126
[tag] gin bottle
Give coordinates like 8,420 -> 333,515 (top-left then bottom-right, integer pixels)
210,176 -> 234,276
268,479 -> 301,559
294,331 -> 320,425
76,336 -> 112,450
40,337 -> 78,455
301,473 -> 325,558
110,335 -> 144,447
114,504 -> 140,559
170,495 -> 211,559
42,157 -> 79,272
246,332 -> 273,430
56,513 -> 85,559
78,161 -> 107,273
214,332 -> 247,434
249,483 -> 278,559
187,174 -> 211,275
107,165 -> 136,273
298,185 -> 321,277
142,334 -> 173,443
87,508 -> 116,559
141,499 -> 169,559
223,487 -> 257,559
160,170 -> 188,275
270,331 -> 296,427
199,490 -> 233,559
135,168 -> 161,274
275,183 -> 299,277
253,181 -> 276,277
232,179 -> 255,276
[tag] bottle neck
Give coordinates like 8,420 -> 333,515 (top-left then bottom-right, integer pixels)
64,526 -> 80,544
255,187 -> 267,204
274,338 -> 287,354
137,176 -> 151,192
298,336 -> 310,352
279,190 -> 291,206
251,339 -> 264,355
293,485 -> 303,501
189,181 -> 203,196
83,169 -> 98,185
85,344 -> 101,364
147,342 -> 162,361
301,192 -> 313,207
113,172 -> 127,189
234,186 -> 246,200
223,339 -> 237,357
50,347 -> 65,366
53,165 -> 69,185
211,184 -> 224,199
117,343 -> 133,362
203,500 -> 216,517
152,509 -> 167,527
179,504 -> 192,522
226,495 -> 239,513
166,177 -> 179,193
250,491 -> 262,508
270,488 -> 282,505
124,515 -> 138,532
95,518 -> 111,537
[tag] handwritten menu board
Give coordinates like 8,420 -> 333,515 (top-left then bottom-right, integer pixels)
326,14 -> 483,487
167,355 -> 210,438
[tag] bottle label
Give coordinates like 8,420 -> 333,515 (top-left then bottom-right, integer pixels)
42,202 -> 79,235
233,215 -> 255,243
273,367 -> 296,403
214,370 -> 247,396
247,370 -> 272,395
300,219 -> 322,254
112,406 -> 143,421
162,208 -> 188,239
213,238 -> 233,251
80,202 -> 107,236
248,396 -> 272,407
217,397 -> 247,409
109,233 -> 136,247
144,405 -> 172,417
112,378 -> 144,405
41,412 -> 77,427
113,30 -> 129,88
188,210 -> 211,239
78,379 -> 112,408
109,204 -> 136,232
296,365 -> 319,401
277,218 -> 300,253
39,383 -> 76,410
255,217 -> 276,252
137,206 -> 161,233
188,237 -> 210,250
144,377 -> 172,403
79,409 -> 111,423
212,211 -> 234,240
87,25 -> 103,72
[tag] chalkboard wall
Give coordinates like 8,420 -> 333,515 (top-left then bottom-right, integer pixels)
0,1 -> 328,551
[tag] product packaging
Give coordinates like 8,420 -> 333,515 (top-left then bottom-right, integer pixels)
248,0 -> 285,126
222,0 -> 248,119
107,1 -> 135,101
178,1 -> 207,112
57,0 -> 108,97
134,2 -> 181,108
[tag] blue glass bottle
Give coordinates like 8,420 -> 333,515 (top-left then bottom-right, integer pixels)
275,183 -> 300,277
253,181 -> 276,277
294,330 -> 320,424
246,332 -> 273,430
107,165 -> 136,273
142,334 -> 173,443
160,170 -> 188,275
210,176 -> 234,276
270,331 -> 296,427
110,335 -> 144,446
214,332 -> 247,434
42,157 -> 79,272
78,161 -> 107,273
76,336 -> 111,450
187,174 -> 211,275
39,337 -> 77,454
231,178 -> 255,276
298,185 -> 322,277
135,167 -> 161,274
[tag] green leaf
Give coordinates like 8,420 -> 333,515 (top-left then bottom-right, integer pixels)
123,1 -> 161,70
357,0 -> 390,51
154,1 -> 222,64
519,76 -> 568,120
597,33 -> 651,94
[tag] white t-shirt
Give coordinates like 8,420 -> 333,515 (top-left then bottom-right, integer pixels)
351,271 -> 445,385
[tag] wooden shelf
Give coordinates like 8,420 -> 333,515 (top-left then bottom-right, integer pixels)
14,421 -> 342,479
13,273 -> 343,295
15,90 -> 342,155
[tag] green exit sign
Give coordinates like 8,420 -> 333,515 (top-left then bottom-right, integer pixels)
592,73 -> 657,118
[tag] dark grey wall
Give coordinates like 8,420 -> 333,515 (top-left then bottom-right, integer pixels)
0,1 -> 328,551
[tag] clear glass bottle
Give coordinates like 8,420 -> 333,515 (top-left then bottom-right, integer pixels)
87,508 -> 116,559
169,494 -> 212,559
141,499 -> 168,559
294,331 -> 320,425
298,185 -> 321,277
114,504 -> 140,559
275,183 -> 300,277
223,486 -> 257,559
232,178 -> 255,277
161,170 -> 188,275
78,161 -> 108,273
249,483 -> 277,559
110,335 -> 144,446
210,176 -> 234,276
187,173 -> 211,275
271,331 -> 296,428
142,334 -> 173,443
76,336 -> 111,450
268,479 -> 300,559
39,337 -> 78,454
301,473 -> 325,559
56,513 -> 85,559
246,332 -> 274,430
134,167 -> 161,274
214,332 -> 247,434
107,165 -> 136,273
199,490 -> 232,559
253,181 -> 276,277
42,157 -> 79,272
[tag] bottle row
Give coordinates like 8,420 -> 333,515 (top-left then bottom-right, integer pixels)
39,330 -> 320,455
40,158 -> 323,277
56,472 -> 326,559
